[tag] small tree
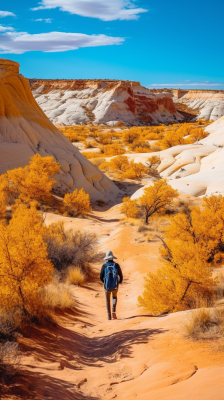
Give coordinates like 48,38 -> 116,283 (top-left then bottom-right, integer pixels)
138,195 -> 224,315
0,205 -> 53,316
121,197 -> 138,218
63,188 -> 92,217
140,180 -> 178,223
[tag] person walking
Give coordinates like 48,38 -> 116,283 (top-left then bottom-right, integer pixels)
100,251 -> 123,320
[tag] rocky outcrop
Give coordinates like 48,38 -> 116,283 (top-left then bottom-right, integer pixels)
30,79 -> 183,126
150,89 -> 224,121
0,59 -> 119,201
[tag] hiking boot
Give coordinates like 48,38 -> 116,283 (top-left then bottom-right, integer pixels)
112,312 -> 117,320
108,313 -> 112,320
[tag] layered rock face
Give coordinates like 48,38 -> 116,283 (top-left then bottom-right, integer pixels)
0,59 -> 119,200
150,89 -> 224,121
30,79 -> 183,126
173,90 -> 224,121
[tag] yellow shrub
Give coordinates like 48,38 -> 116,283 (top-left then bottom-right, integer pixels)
102,144 -> 126,156
109,155 -> 129,171
0,205 -> 53,316
7,154 -> 60,204
63,188 -> 92,217
123,161 -> 148,180
39,281 -> 75,309
67,267 -> 86,286
121,197 -> 138,218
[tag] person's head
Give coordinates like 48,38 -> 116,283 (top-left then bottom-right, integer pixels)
104,250 -> 117,261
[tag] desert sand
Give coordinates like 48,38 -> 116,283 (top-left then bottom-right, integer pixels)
6,202 -> 224,400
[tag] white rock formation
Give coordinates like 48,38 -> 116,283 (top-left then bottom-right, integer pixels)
172,90 -> 224,121
30,79 -> 183,126
129,116 -> 224,199
0,59 -> 119,201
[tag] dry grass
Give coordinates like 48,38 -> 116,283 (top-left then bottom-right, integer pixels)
0,341 -> 20,382
66,266 -> 87,286
183,307 -> 224,340
39,281 -> 75,310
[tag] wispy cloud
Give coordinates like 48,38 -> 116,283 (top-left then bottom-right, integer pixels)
147,80 -> 224,89
0,11 -> 15,17
33,18 -> 52,23
32,0 -> 148,21
0,31 -> 124,54
0,25 -> 14,31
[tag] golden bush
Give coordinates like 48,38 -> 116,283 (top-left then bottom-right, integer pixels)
121,197 -> 138,218
67,267 -> 86,286
63,188 -> 92,217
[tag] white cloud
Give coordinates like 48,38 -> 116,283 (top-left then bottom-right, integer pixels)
147,80 -> 224,89
0,25 -> 14,31
32,0 -> 147,21
33,18 -> 52,23
0,30 -> 124,54
0,11 -> 15,17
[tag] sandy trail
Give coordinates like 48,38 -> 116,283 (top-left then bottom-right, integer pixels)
9,204 -> 224,400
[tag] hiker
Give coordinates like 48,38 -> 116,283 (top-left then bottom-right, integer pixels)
100,251 -> 123,320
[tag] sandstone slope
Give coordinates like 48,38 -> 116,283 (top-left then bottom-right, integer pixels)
0,59 -> 119,201
30,79 -> 184,126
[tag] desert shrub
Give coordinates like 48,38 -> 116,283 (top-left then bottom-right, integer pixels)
38,281 -> 75,310
122,129 -> 140,144
95,132 -> 113,145
109,155 -> 129,172
7,154 -> 60,204
0,310 -> 22,342
147,155 -> 161,168
0,205 -> 53,318
0,341 -> 20,382
63,188 -> 92,217
123,161 -> 149,180
133,146 -> 152,153
83,152 -> 103,159
121,197 -> 138,218
183,308 -> 224,340
97,161 -> 111,171
44,222 -> 98,273
101,144 -> 126,156
140,180 -> 178,223
66,267 -> 86,286
90,157 -> 106,167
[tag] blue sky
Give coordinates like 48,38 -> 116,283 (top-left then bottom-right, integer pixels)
0,0 -> 224,89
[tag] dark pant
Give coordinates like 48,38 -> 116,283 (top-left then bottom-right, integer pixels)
105,289 -> 118,316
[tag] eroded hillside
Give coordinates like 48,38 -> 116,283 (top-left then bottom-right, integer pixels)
30,79 -> 184,126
